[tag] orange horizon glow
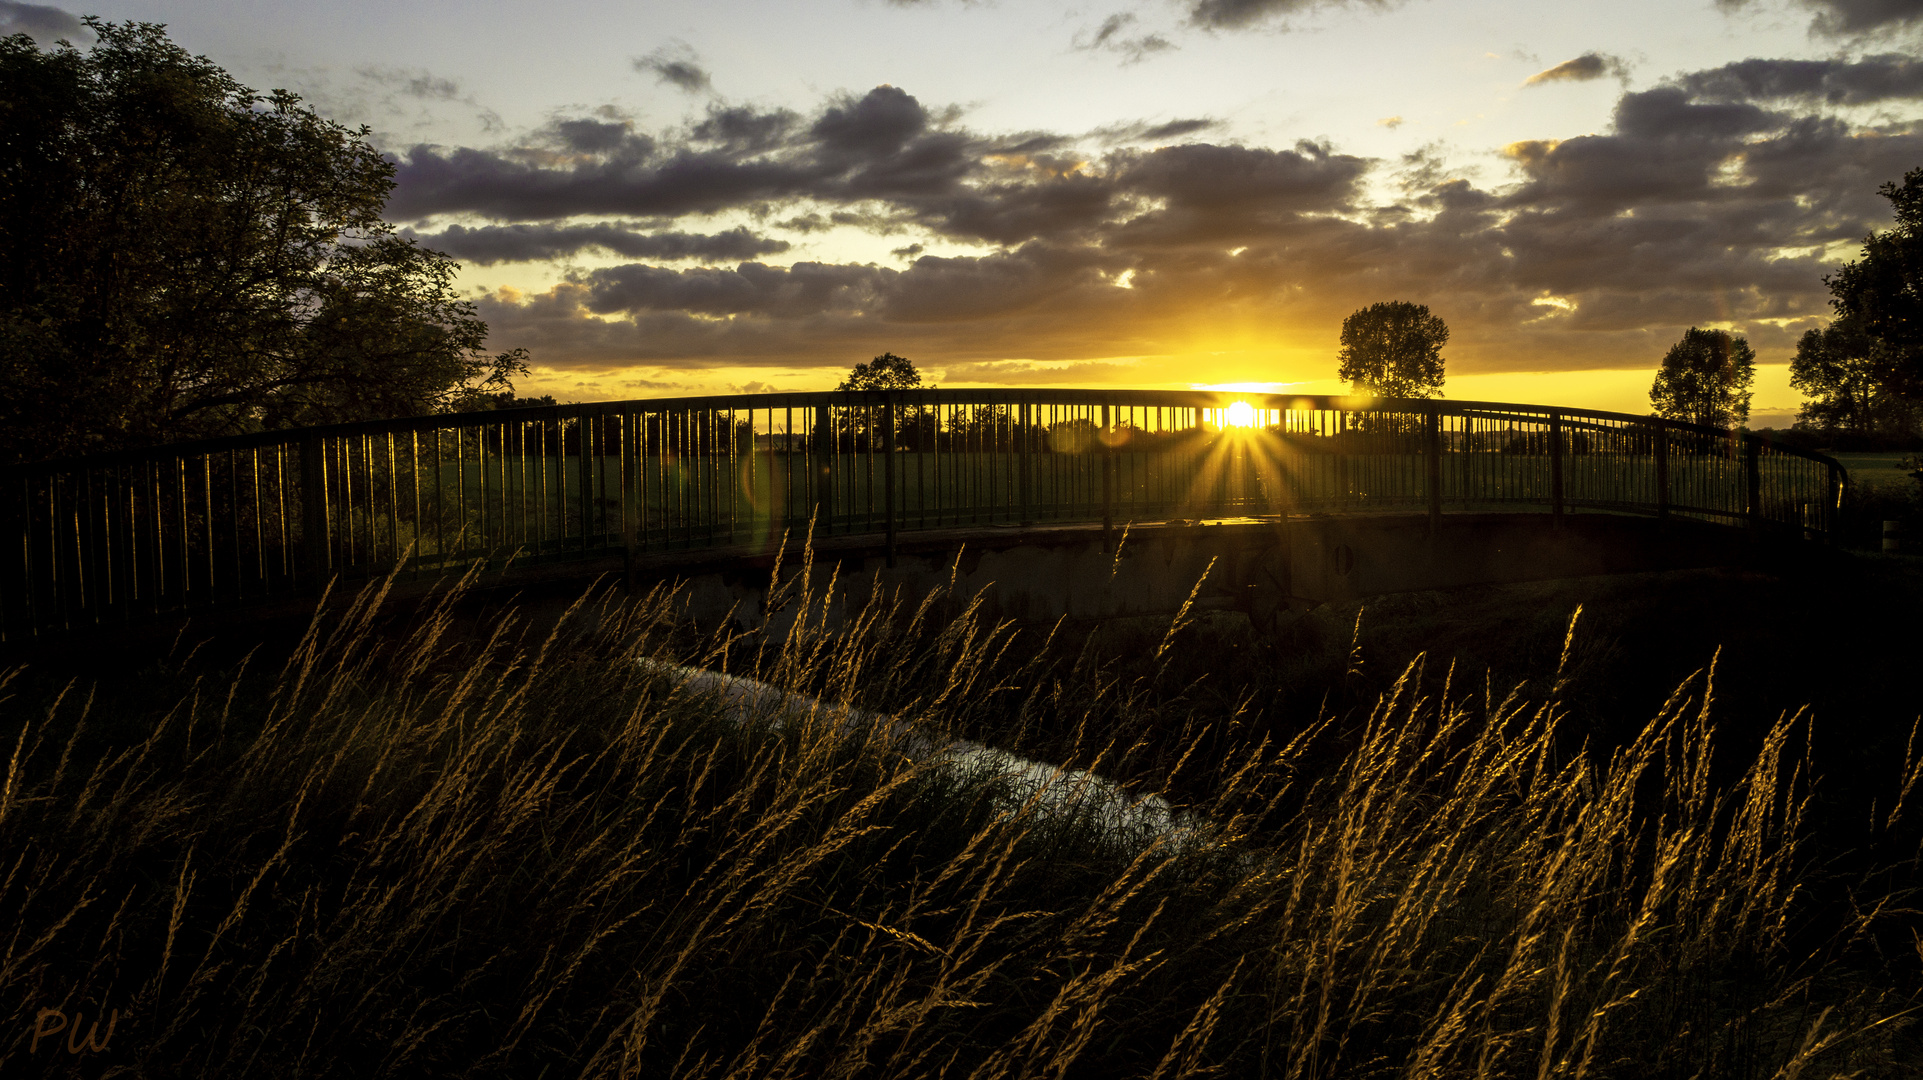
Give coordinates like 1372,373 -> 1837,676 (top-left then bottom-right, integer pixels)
512,361 -> 1806,425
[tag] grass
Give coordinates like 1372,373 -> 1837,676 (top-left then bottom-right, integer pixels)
1831,453 -> 1922,496
2,548 -> 1921,1078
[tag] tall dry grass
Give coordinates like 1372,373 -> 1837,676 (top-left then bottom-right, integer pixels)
0,550 -> 1917,1078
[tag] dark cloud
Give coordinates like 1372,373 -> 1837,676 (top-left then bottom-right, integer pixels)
1524,53 -> 1623,85
582,261 -> 886,319
1810,0 -> 1923,33
403,223 -> 789,265
1111,140 -> 1371,246
1140,118 -> 1217,140
1718,0 -> 1923,36
546,117 -> 641,155
694,105 -> 800,153
810,85 -> 930,159
389,130 -> 809,220
1612,87 -> 1782,140
1089,117 -> 1221,145
0,1 -> 85,41
390,87 -> 986,222
393,68 -> 1923,379
1678,54 -> 1923,105
356,66 -> 463,101
1076,13 -> 1178,63
634,43 -> 712,93
1186,0 -> 1394,31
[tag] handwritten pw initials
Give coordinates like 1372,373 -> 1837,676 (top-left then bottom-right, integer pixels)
30,1008 -> 118,1055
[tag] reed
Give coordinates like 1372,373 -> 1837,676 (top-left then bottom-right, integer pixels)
1,551 -> 1916,1077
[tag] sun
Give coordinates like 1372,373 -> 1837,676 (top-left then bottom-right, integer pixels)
1224,401 -> 1257,428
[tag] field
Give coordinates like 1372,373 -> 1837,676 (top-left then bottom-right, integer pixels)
1,548 -> 1921,1077
1834,451 -> 1922,494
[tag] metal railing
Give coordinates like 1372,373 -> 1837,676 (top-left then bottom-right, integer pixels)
1,390 -> 1844,640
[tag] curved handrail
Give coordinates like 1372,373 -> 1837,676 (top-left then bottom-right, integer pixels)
3,391 -> 1840,473
0,391 -> 1846,640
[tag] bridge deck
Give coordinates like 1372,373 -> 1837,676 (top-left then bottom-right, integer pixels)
1,391 -> 1843,641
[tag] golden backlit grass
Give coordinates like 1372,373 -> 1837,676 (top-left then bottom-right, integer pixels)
1,556 -> 1919,1077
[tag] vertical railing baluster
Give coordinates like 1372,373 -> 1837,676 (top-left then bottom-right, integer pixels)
1549,411 -> 1564,526
1655,420 -> 1670,522
300,436 -> 328,589
1425,404 -> 1442,539
1745,433 -> 1761,536
814,404 -> 832,534
884,395 -> 897,567
1101,402 -> 1113,553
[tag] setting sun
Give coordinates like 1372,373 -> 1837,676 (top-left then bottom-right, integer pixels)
1225,401 -> 1258,428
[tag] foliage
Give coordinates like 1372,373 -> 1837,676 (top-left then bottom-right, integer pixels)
0,21 -> 527,464
1335,301 -> 1448,399
1827,166 -> 1923,399
837,351 -> 926,391
1791,315 -> 1923,439
450,389 -> 562,412
1,559 -> 1918,1077
1650,326 -> 1756,429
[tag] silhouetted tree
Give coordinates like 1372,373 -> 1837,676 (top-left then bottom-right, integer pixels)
833,352 -> 929,449
1827,167 -> 1923,397
0,21 -> 527,463
452,390 -> 561,412
1788,314 -> 1923,439
837,352 -> 925,391
1336,301 -> 1448,399
1650,327 -> 1755,429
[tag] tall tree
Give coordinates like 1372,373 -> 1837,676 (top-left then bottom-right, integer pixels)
837,352 -> 924,391
1826,167 -> 1923,398
0,21 -> 526,464
1336,302 -> 1448,399
1650,327 -> 1756,429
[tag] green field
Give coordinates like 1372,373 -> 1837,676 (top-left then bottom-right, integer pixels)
1832,451 -> 1922,493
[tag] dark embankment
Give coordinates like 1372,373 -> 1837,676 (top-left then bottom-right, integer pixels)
1,548 -> 1919,1077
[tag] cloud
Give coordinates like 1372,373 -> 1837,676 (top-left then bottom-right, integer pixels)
330,65 -> 504,134
394,70 -> 1921,381
1075,12 -> 1178,63
1807,0 -> 1923,34
356,66 -> 463,101
1677,54 -> 1923,105
1186,0 -> 1396,31
403,223 -> 790,265
1089,117 -> 1220,144
1718,0 -> 1923,37
1378,116 -> 1405,128
0,1 -> 85,41
391,87 -> 1010,225
1524,53 -> 1624,86
1140,118 -> 1216,140
634,42 -> 712,93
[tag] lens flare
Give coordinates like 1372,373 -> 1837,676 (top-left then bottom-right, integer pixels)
1225,401 -> 1257,428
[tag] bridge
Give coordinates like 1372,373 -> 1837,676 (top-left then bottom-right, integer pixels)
0,390 -> 1845,642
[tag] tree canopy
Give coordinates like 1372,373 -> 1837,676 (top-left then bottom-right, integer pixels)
1336,302 -> 1448,399
1787,314 -> 1923,439
0,20 -> 527,464
1826,167 -> 1923,400
838,352 -> 925,391
1650,327 -> 1755,429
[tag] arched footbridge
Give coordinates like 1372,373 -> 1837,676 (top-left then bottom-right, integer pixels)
1,391 -> 1846,642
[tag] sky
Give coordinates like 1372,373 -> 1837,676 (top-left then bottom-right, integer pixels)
6,0 -> 1923,424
